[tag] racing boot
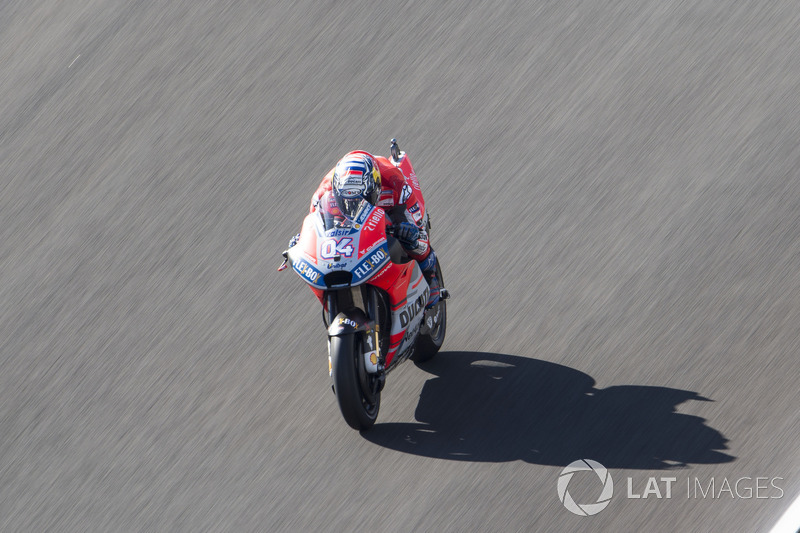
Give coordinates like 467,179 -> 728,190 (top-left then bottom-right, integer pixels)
420,251 -> 440,309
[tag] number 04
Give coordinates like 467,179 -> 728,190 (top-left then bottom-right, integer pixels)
320,238 -> 354,259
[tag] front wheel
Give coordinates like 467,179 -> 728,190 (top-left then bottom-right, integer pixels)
330,334 -> 380,430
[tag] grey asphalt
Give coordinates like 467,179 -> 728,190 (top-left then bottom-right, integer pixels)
1,1 -> 799,531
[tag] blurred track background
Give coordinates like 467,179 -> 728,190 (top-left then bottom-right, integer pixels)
1,1 -> 799,531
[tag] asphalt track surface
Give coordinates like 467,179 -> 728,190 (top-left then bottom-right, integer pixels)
1,1 -> 799,531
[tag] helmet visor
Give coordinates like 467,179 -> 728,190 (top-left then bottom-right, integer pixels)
334,191 -> 369,220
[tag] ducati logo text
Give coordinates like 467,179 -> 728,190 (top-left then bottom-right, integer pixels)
400,288 -> 429,328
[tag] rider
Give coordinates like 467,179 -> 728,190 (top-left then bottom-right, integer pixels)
306,149 -> 440,308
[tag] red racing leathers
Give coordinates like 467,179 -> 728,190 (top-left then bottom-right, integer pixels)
310,151 -> 431,262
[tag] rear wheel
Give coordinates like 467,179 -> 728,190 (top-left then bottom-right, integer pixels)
330,334 -> 380,430
413,260 -> 447,363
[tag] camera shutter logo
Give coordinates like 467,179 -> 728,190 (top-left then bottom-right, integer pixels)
557,459 -> 614,516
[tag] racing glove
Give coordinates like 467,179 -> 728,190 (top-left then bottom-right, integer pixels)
288,233 -> 300,248
395,222 -> 420,251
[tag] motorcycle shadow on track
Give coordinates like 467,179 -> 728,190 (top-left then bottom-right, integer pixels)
363,352 -> 734,469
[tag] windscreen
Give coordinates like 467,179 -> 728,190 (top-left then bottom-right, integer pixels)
316,190 -> 367,231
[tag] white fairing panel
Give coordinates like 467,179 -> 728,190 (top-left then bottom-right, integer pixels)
391,262 -> 430,356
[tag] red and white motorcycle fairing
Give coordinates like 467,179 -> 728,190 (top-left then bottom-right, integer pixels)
289,192 -> 431,368
281,149 -> 446,430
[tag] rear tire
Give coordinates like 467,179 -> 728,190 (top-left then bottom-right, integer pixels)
412,260 -> 447,363
330,334 -> 380,430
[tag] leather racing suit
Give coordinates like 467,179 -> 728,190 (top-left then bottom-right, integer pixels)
309,150 -> 439,306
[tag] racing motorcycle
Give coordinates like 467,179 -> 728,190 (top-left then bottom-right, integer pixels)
279,140 -> 448,430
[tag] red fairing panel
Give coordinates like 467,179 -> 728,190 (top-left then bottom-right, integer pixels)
393,152 -> 425,224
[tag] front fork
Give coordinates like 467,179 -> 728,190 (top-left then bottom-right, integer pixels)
324,289 -> 386,391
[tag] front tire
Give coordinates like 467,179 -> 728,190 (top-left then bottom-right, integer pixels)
330,334 -> 380,430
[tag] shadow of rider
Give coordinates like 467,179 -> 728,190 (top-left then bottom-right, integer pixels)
362,351 -> 734,469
